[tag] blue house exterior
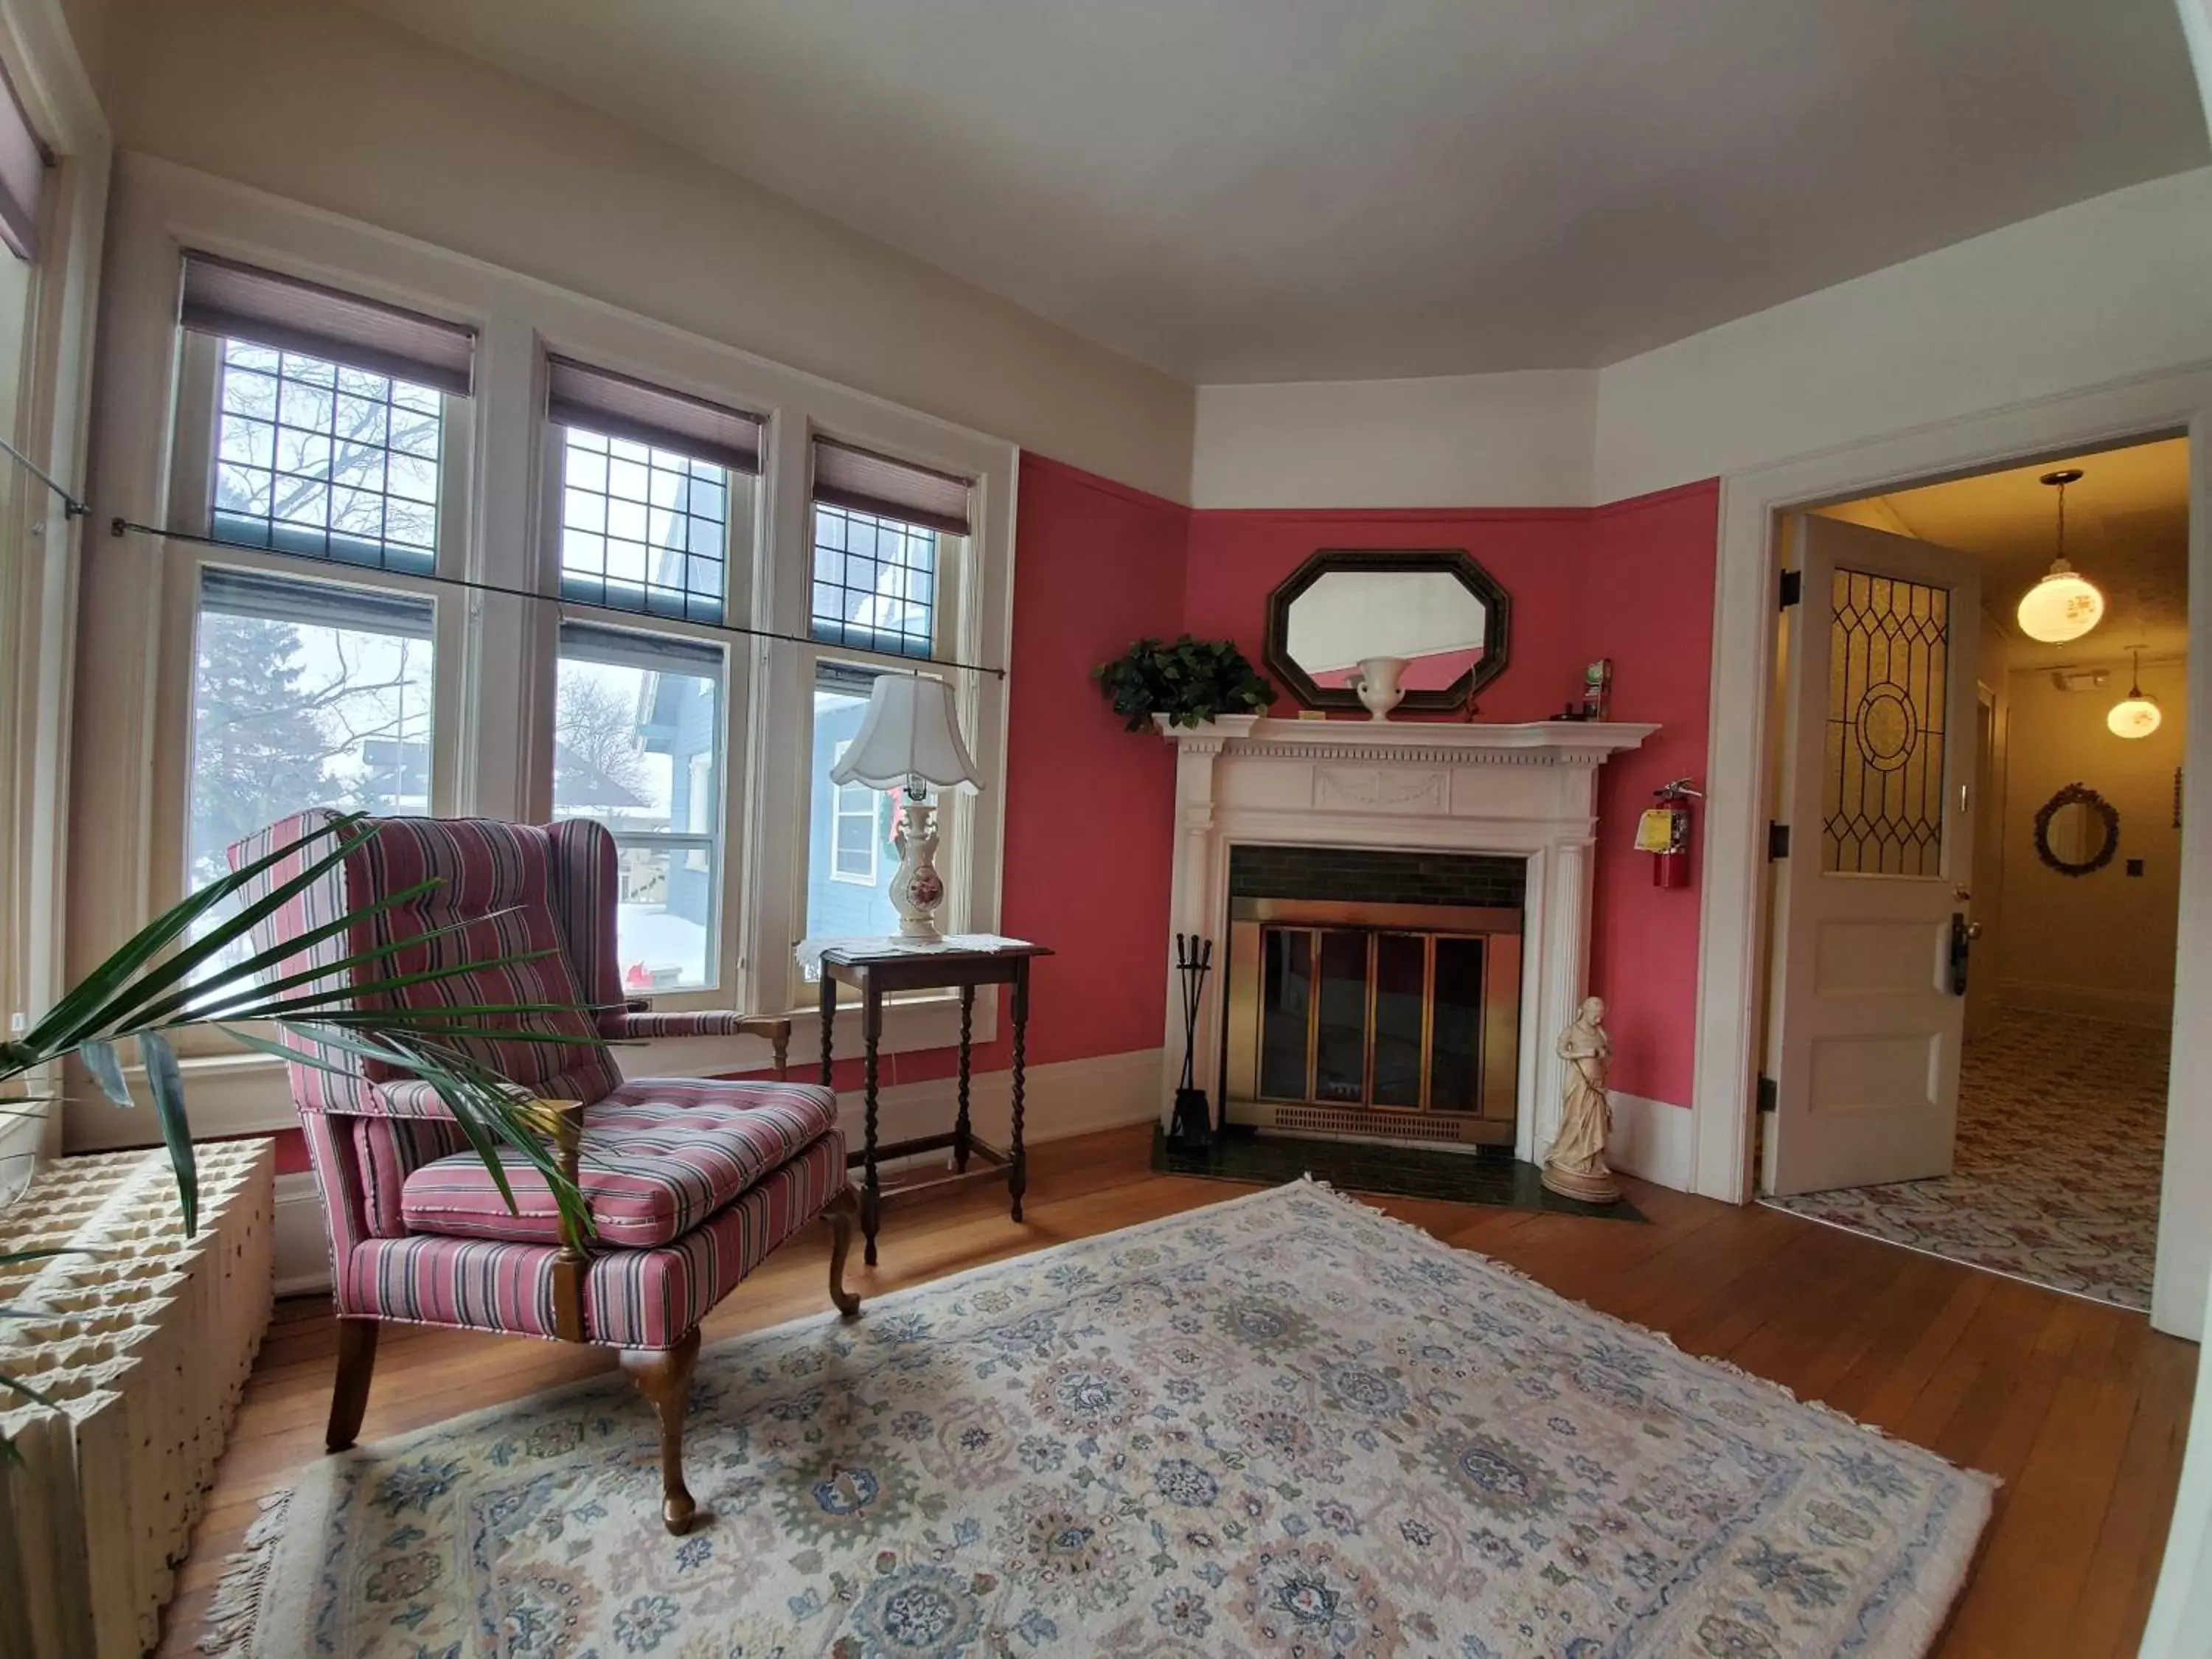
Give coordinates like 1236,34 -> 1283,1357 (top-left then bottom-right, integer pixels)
806,690 -> 900,937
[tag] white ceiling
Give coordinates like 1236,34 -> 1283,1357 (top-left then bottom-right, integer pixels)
340,0 -> 2207,385
1820,439 -> 2191,669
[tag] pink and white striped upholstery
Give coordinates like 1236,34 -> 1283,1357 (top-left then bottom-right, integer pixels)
226,810 -> 848,1351
400,1082 -> 838,1248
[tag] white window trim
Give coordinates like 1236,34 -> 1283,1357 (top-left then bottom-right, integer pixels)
70,156 -> 1015,1143
827,739 -> 880,886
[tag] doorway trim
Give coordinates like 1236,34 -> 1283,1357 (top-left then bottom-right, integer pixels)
1686,361 -> 2212,1337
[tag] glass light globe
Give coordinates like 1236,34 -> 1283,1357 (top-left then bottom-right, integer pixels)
2015,560 -> 2105,644
2107,693 -> 2161,740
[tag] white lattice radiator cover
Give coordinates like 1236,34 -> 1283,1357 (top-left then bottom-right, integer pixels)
0,1141 -> 275,1659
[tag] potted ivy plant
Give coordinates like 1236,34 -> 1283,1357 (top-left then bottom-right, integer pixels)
1,814 -> 597,1454
1093,635 -> 1276,732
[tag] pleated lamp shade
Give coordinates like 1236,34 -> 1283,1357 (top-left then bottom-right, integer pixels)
828,672 -> 981,793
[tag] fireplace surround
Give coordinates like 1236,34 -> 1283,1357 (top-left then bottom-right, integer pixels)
1158,714 -> 1657,1162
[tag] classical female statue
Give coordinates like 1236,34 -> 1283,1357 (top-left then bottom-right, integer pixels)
1542,995 -> 1621,1204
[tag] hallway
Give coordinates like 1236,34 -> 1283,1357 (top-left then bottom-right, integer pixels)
1764,1012 -> 2169,1309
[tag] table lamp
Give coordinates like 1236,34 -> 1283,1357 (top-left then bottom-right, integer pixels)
828,672 -> 981,939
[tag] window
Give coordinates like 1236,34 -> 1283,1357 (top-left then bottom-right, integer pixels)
810,504 -> 937,659
829,741 -> 880,885
212,340 -> 443,573
557,428 -> 729,622
186,567 -> 436,975
807,664 -> 902,937
554,621 -> 726,993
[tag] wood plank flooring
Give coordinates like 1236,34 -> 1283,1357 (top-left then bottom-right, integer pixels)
155,1125 -> 2196,1658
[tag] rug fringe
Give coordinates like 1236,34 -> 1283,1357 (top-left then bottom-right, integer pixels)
1293,1174 -> 2004,1495
195,1489 -> 291,1658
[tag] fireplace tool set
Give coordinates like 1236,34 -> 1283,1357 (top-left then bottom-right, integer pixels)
1169,933 -> 1216,1149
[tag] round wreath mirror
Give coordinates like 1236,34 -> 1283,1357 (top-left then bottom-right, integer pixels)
2033,782 -> 2119,876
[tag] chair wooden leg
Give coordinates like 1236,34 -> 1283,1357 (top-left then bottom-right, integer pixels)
326,1318 -> 379,1453
824,1188 -> 862,1319
620,1328 -> 703,1535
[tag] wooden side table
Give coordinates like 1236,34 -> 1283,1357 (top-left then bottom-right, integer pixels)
814,936 -> 1052,1265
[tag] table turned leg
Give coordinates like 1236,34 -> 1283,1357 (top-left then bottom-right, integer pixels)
1009,961 -> 1029,1222
818,969 -> 838,1086
954,984 -> 975,1172
862,982 -> 883,1266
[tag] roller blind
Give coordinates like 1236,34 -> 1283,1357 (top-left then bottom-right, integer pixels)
200,566 -> 435,640
810,437 -> 972,538
546,357 -> 764,476
179,251 -> 476,395
0,60 -> 48,261
557,619 -> 724,676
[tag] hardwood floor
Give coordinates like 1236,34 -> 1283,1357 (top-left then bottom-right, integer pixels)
157,1124 -> 2196,1658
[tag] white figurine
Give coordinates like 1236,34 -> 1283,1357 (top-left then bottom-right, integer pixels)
1543,995 -> 1622,1204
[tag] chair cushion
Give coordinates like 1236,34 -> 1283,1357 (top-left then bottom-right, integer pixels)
398,1080 -> 840,1249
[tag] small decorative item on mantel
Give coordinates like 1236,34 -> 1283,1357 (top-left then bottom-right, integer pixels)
1543,996 -> 1623,1204
1551,658 -> 1614,722
1346,655 -> 1411,721
1093,635 -> 1276,731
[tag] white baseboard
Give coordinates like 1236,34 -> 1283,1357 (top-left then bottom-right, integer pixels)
1999,978 -> 2173,1030
269,1047 -> 1167,1294
1607,1091 -> 1694,1192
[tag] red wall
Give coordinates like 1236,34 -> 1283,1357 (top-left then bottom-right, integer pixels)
1581,483 -> 1722,1105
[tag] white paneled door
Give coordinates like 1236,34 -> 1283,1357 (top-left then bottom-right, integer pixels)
1764,516 -> 1981,1197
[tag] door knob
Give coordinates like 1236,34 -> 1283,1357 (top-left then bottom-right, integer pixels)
1964,921 -> 1984,941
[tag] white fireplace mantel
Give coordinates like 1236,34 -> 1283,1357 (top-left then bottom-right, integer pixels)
1158,714 -> 1658,1164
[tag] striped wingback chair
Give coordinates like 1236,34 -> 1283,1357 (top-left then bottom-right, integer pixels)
227,809 -> 859,1534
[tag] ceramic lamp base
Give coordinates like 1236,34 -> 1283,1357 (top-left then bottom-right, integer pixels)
890,798 -> 947,940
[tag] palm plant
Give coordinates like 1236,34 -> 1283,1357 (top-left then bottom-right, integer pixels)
0,814 -> 599,1454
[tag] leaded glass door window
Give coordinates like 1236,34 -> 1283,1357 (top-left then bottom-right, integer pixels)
1822,568 -> 1950,875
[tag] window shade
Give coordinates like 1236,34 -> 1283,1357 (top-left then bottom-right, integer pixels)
547,357 -> 764,476
179,251 -> 476,395
558,619 -> 724,676
0,59 -> 48,260
200,566 -> 435,640
810,437 -> 972,537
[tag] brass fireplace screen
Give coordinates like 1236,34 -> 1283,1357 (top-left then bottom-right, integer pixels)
1222,897 -> 1522,1144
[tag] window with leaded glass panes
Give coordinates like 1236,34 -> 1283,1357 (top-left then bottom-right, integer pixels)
810,504 -> 936,659
211,340 -> 443,573
557,428 -> 729,624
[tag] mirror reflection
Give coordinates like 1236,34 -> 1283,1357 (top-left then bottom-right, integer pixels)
1264,550 -> 1511,714
2032,782 -> 2119,877
1284,571 -> 1492,697
2045,800 -> 2096,866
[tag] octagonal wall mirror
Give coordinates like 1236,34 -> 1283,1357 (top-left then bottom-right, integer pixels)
1264,549 -> 1512,714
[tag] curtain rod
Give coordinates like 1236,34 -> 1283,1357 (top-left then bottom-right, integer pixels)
108,517 -> 1008,680
0,437 -> 87,518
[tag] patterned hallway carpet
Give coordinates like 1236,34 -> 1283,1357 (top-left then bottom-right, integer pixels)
206,1183 -> 1992,1658
1764,1013 -> 2168,1310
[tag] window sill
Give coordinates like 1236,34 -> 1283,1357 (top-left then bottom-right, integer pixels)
60,992 -> 998,1148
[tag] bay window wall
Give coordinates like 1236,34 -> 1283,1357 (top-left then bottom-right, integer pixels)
66,159 -> 1015,1139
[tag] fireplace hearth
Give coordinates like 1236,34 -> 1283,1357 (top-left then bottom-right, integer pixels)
1222,842 -> 1526,1148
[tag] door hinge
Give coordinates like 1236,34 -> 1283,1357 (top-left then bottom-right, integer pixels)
1767,822 -> 1790,860
1757,1075 -> 1778,1113
1778,568 -> 1802,610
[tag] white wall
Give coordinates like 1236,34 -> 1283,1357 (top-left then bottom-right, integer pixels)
1191,168 -> 2212,512
1593,167 -> 2212,503
100,0 -> 1194,504
1191,371 -> 1594,509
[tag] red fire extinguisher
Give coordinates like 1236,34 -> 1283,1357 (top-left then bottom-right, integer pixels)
1637,777 -> 1702,889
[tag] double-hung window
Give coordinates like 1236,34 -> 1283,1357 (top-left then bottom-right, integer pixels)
543,358 -> 759,991
802,439 -> 973,941
165,254 -> 474,978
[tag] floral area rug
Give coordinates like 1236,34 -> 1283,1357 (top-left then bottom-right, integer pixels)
1764,1012 -> 2168,1310
205,1181 -> 1992,1658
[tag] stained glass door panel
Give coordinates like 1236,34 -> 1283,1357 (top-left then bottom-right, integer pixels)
1821,568 -> 1950,876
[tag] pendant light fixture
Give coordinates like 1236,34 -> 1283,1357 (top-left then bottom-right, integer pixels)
2015,468 -> 2105,644
2107,647 -> 2161,740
